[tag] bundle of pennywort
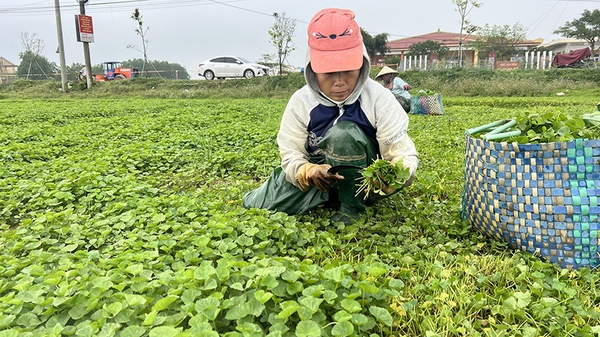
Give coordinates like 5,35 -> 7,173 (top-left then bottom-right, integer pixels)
470,110 -> 600,143
509,110 -> 599,143
356,158 -> 410,199
416,89 -> 435,97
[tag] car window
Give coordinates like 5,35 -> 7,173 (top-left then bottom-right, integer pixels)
211,57 -> 226,63
224,57 -> 240,64
238,57 -> 251,63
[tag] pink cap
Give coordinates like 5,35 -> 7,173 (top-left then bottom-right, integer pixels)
307,8 -> 364,73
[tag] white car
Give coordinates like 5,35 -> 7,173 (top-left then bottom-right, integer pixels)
198,56 -> 269,80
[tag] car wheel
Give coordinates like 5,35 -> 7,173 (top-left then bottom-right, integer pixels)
115,74 -> 127,80
204,70 -> 215,80
243,69 -> 255,79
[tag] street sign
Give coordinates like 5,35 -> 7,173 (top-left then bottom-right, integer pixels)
75,14 -> 94,43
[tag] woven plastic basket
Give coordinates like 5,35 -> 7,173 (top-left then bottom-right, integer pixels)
461,134 -> 600,269
410,93 -> 444,115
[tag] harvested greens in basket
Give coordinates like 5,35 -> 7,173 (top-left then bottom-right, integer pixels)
415,89 -> 436,97
468,110 -> 600,143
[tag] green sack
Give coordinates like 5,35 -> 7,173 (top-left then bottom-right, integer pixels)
242,166 -> 329,215
243,121 -> 380,215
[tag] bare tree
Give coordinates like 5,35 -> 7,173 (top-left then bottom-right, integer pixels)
19,32 -> 44,79
469,23 -> 528,60
129,8 -> 149,77
268,12 -> 297,75
453,0 -> 482,67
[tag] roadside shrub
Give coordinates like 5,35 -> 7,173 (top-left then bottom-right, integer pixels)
1,68 -> 599,99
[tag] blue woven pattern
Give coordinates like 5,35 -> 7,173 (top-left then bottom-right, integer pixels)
410,94 -> 444,115
462,135 -> 600,270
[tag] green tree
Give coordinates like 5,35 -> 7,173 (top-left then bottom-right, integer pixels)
383,55 -> 401,65
17,52 -> 57,80
122,59 -> 189,79
453,0 -> 482,66
268,12 -> 297,76
361,28 -> 389,62
67,62 -> 85,81
528,44 -> 554,53
469,23 -> 528,60
554,9 -> 600,56
407,40 -> 449,58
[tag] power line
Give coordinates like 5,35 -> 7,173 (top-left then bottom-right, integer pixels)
0,0 -> 143,14
547,2 -> 571,40
1,0 -> 408,39
526,0 -> 563,37
207,0 -> 273,18
0,0 -> 246,15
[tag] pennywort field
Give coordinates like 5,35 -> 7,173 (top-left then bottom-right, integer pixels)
1,93 -> 600,337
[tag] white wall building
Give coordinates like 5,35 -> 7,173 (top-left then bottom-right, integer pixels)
539,38 -> 599,60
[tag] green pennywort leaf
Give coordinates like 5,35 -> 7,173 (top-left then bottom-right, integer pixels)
296,320 -> 321,337
340,299 -> 361,314
194,261 -> 216,280
331,321 -> 355,337
149,326 -> 182,337
195,297 -> 221,321
254,289 -> 274,304
119,325 -> 146,337
276,301 -> 301,320
369,306 -> 393,327
152,295 -> 178,312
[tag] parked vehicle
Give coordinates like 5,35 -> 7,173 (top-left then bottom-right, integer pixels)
94,61 -> 140,81
198,56 -> 269,80
551,48 -> 597,68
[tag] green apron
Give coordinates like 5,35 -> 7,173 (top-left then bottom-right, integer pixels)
242,121 -> 378,215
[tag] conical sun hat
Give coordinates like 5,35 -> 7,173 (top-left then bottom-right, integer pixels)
375,66 -> 398,79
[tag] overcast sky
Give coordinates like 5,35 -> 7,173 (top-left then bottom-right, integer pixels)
0,0 -> 597,79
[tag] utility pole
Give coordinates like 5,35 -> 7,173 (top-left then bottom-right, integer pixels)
54,0 -> 68,92
78,0 -> 93,89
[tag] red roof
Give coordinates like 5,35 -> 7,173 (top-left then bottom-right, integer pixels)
387,30 -> 542,51
387,30 -> 478,50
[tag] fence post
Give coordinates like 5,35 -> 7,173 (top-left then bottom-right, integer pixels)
430,53 -> 438,70
525,52 -> 529,69
489,51 -> 497,70
536,51 -> 541,70
541,51 -> 547,70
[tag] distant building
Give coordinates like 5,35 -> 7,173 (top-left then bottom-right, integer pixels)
0,57 -> 17,84
539,38 -> 599,60
376,29 -> 542,67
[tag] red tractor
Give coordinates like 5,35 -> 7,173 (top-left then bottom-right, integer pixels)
95,61 -> 140,81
